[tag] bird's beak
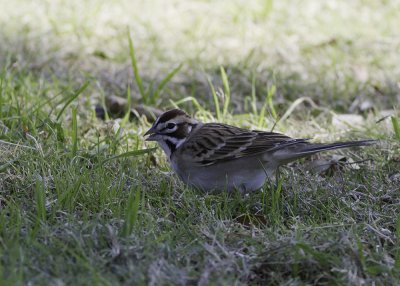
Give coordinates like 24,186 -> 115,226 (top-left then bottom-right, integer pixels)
144,126 -> 158,141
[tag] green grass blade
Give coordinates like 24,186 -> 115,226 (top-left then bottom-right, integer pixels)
258,85 -> 277,128
220,66 -> 231,117
356,238 -> 366,269
207,76 -> 221,121
35,177 -> 46,222
56,81 -> 90,121
121,84 -> 132,126
271,178 -> 282,224
251,75 -> 258,116
152,64 -> 182,103
71,107 -> 78,157
391,116 -> 400,140
99,83 -> 110,121
266,85 -> 277,119
258,95 -> 269,129
123,188 -> 141,236
0,158 -> 18,173
168,97 -> 203,112
99,148 -> 157,166
279,97 -> 320,124
296,242 -> 338,267
0,74 -> 5,117
395,215 -> 400,269
127,29 -> 146,102
31,86 -> 67,117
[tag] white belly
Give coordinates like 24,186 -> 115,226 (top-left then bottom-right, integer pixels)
171,157 -> 273,193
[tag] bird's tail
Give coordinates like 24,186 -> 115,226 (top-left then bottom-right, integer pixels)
272,139 -> 376,163
295,140 -> 376,155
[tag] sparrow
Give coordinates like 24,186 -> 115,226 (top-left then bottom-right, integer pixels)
144,109 -> 375,193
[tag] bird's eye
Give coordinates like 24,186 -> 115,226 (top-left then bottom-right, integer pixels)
167,123 -> 176,129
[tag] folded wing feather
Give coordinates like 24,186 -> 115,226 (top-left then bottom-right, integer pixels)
182,123 -> 302,166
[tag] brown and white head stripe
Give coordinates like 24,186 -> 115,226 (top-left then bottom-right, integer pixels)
145,109 -> 199,157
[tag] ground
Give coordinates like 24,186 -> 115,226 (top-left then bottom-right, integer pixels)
0,0 -> 399,285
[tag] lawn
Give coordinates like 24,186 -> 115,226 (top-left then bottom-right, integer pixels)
0,0 -> 399,285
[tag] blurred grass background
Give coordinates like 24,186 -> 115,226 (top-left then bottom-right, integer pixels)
1,0 -> 399,112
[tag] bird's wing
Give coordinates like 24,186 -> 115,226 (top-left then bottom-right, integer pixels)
180,123 -> 309,166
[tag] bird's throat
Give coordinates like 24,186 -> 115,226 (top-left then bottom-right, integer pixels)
158,137 -> 186,158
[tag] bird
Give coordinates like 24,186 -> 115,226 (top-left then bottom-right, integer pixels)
144,109 -> 375,193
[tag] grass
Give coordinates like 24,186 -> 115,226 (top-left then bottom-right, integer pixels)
1,0 -> 400,285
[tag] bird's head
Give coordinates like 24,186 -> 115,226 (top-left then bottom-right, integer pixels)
144,109 -> 199,157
